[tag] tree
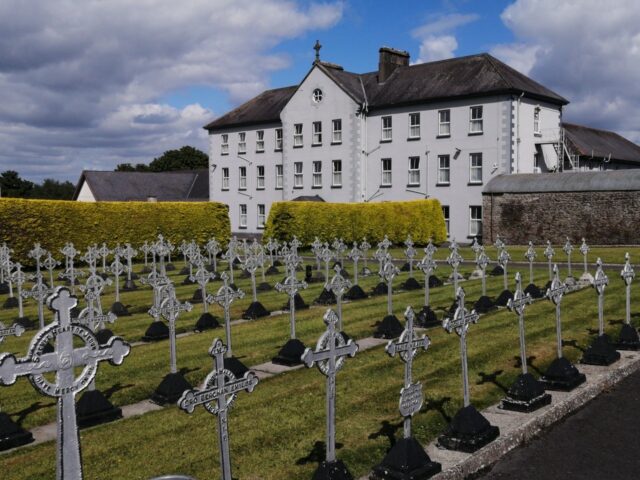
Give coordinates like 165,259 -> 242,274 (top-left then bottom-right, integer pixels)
0,170 -> 33,197
115,163 -> 150,172
148,146 -> 208,172
30,179 -> 76,200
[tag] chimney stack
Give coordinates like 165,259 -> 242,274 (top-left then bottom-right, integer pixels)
378,47 -> 409,83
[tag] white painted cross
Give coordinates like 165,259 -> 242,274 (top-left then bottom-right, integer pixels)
447,239 -> 464,293
11,263 -> 28,319
347,242 -> 363,285
476,247 -> 490,297
42,252 -> 60,289
190,262 -> 216,314
21,278 -> 52,329
404,235 -> 417,278
417,253 -> 437,307
498,247 -> 511,291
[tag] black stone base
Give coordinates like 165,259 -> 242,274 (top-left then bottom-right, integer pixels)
616,323 -> 640,350
540,357 -> 586,391
110,301 -> 130,316
96,329 -> 114,345
400,277 -> 422,291
474,295 -> 495,314
311,459 -> 354,480
76,389 -> 122,429
239,270 -> 252,279
272,338 -> 306,366
123,279 -> 137,291
99,272 -> 110,280
130,272 -> 139,280
151,372 -> 193,405
581,334 -> 621,366
400,262 -> 411,272
165,263 -> 176,271
500,373 -> 552,413
416,306 -> 439,328
257,281 -> 272,292
70,306 -> 80,319
494,289 -> 513,307
2,296 -> 18,309
206,263 -> 216,273
374,315 -> 404,339
314,288 -> 337,305
0,282 -> 9,295
0,412 -> 33,452
266,265 -> 280,275
242,301 -> 270,320
524,283 -> 543,299
142,321 -> 170,342
361,267 -> 372,277
371,282 -> 388,296
428,276 -> 442,288
490,265 -> 504,276
372,436 -> 441,480
179,266 -> 190,275
140,266 -> 152,274
273,260 -> 283,267
194,313 -> 220,332
282,293 -> 309,311
437,405 -> 500,453
182,276 -> 195,285
224,356 -> 250,377
191,288 -> 203,304
15,316 -> 35,330
344,284 -> 368,301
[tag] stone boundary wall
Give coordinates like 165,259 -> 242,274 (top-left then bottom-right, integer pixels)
482,190 -> 640,245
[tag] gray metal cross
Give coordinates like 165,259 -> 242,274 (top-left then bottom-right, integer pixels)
477,247 -> 490,297
265,237 -> 279,266
302,309 -> 359,464
470,237 -> 482,261
621,253 -> 635,326
0,321 -> 24,344
43,252 -> 60,288
190,262 -> 216,314
178,338 -> 258,480
97,243 -> 111,276
242,253 -> 260,302
326,264 -> 352,331
494,235 -> 506,252
507,272 -> 534,375
417,253 -> 437,307
21,277 -> 52,329
290,235 -> 302,255
121,243 -> 137,283
592,258 -> 609,336
81,246 -> 100,275
442,287 -> 479,407
563,237 -> 574,278
360,238 -> 371,273
498,247 -> 511,291
11,263 -> 28,320
311,237 -> 323,271
275,271 -> 308,339
205,238 -> 221,272
380,254 -> 400,316
424,239 -> 437,259
348,242 -> 363,285
524,241 -> 536,286
404,235 -> 417,278
386,306 -> 430,439
109,252 -> 127,303
27,243 -> 46,281
207,272 -> 245,359
148,288 -> 192,374
546,264 -> 568,359
0,287 -> 130,480
79,272 -> 112,316
59,243 -> 83,294
320,244 -> 334,283
332,237 -> 346,264
447,239 -> 464,293
580,238 -> 590,274
544,241 -> 555,281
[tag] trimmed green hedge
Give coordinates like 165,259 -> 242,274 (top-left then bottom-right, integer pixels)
264,199 -> 447,245
0,198 -> 230,265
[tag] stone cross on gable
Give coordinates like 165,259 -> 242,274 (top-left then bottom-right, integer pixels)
348,242 -> 363,285
498,247 -> 511,290
592,258 -> 609,336
42,252 -> 60,288
443,287 -> 479,407
380,254 -> 400,316
447,239 -> 464,293
386,306 -> 430,438
207,272 -> 244,359
0,287 -> 130,480
21,278 -> 52,329
580,238 -> 590,274
178,338 -> 259,480
149,288 -> 192,375
524,241 -> 536,285
621,253 -> 635,326
563,237 -> 574,277
275,272 -> 308,340
544,240 -> 555,281
507,272 -> 534,375
326,264 -> 352,331
302,309 -> 358,464
546,264 -> 568,359
477,247 -> 490,297
417,253 -> 438,307
190,262 -> 216,314
404,235 -> 417,277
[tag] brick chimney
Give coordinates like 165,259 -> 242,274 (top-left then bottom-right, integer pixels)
378,47 -> 409,83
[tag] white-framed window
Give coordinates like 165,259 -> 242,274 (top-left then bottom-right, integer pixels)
275,164 -> 283,189
408,157 -> 420,186
256,130 -> 264,152
438,155 -> 450,185
221,167 -> 229,190
409,113 -> 420,139
294,162 -> 303,188
533,153 -> 541,173
275,128 -> 283,151
312,161 -> 322,187
238,166 -> 247,190
312,121 -> 322,145
332,160 -> 342,187
442,205 -> 450,236
238,132 -> 246,154
381,116 -> 392,141
469,206 -> 482,237
469,106 -> 483,134
469,153 -> 483,184
312,88 -> 323,103
256,165 -> 265,189
534,107 -> 541,135
257,204 -> 266,229
438,110 -> 451,136
221,134 -> 229,155
332,119 -> 342,144
381,158 -> 392,186
293,123 -> 303,147
239,204 -> 247,228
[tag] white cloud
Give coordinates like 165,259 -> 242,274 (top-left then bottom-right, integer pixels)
494,0 -> 640,143
417,35 -> 459,63
411,13 -> 480,38
412,13 -> 479,64
0,0 -> 343,182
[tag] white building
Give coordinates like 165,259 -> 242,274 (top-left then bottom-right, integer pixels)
205,47 -> 569,240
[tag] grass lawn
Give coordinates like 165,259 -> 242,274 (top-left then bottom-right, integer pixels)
0,255 -> 636,479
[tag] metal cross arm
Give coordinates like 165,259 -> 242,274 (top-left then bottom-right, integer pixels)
302,340 -> 358,369
301,310 -> 359,371
0,323 -> 25,341
386,335 -> 430,357
507,273 -> 533,315
178,372 -> 259,414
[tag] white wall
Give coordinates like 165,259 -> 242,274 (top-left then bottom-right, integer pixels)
76,181 -> 95,202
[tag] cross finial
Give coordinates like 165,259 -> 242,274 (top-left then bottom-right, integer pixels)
314,39 -> 322,62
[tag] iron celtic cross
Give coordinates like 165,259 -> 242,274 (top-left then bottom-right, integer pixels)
477,247 -> 490,296
544,240 -> 555,281
563,237 -> 574,278
447,239 -> 463,293
348,242 -> 363,285
380,254 -> 400,316
275,271 -> 308,340
507,272 -> 534,375
621,253 -> 635,326
546,264 -> 568,359
592,258 -> 609,336
580,238 -> 590,275
207,272 -> 244,359
498,247 -> 511,291
326,264 -> 352,331
149,288 -> 192,374
417,253 -> 437,307
524,241 -> 536,285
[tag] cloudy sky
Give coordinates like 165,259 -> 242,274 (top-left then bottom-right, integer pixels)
1,0 -> 638,182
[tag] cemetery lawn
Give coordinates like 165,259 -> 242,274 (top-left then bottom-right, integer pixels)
0,258 -> 636,479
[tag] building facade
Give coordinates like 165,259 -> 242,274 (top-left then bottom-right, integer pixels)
206,48 -> 569,240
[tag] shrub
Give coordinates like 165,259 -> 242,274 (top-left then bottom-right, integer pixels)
0,198 -> 230,265
263,199 -> 447,246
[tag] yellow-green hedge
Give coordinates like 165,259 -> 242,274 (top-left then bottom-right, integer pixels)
264,199 -> 447,245
0,198 -> 230,265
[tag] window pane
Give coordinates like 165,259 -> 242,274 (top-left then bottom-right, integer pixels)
332,119 -> 342,143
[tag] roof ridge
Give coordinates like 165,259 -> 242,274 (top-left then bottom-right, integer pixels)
481,53 -> 512,89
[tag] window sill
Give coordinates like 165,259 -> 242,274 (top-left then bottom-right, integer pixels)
293,145 -> 303,149
311,186 -> 322,189
380,184 -> 392,188
221,188 -> 229,191
256,187 -> 265,190
436,134 -> 450,139
407,183 -> 421,188
407,137 -> 421,142
238,226 -> 247,230
311,143 -> 322,148
331,185 -> 342,189
331,141 -> 342,146
255,150 -> 264,154
534,132 -> 542,137
468,131 -> 483,136
293,186 -> 303,189
274,148 -> 283,152
238,188 -> 247,191
467,182 -> 483,186
275,187 -> 283,190
257,226 -> 265,230
221,152 -> 229,156
435,183 -> 450,187
380,139 -> 392,144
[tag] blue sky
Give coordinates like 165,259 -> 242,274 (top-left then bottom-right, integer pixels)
0,0 -> 638,182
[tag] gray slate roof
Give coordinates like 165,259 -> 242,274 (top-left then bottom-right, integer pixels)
73,169 -> 209,201
563,123 -> 640,163
205,53 -> 568,131
484,171 -> 640,194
